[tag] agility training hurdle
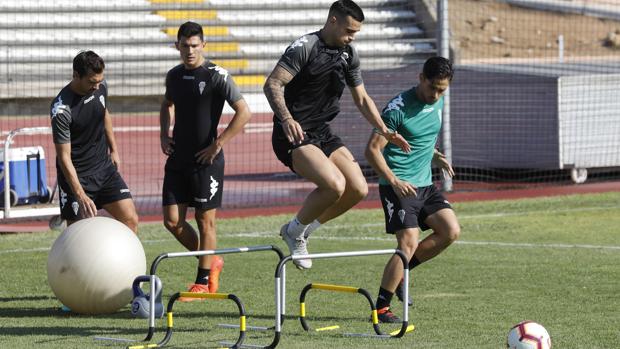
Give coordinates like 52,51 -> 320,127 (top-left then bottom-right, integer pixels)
299,283 -> 415,338
94,245 -> 285,349
299,283 -> 378,334
221,248 -> 412,349
128,292 -> 247,349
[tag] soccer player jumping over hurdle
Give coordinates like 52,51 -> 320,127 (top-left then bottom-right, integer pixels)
264,0 -> 410,269
364,57 -> 461,322
160,22 -> 251,297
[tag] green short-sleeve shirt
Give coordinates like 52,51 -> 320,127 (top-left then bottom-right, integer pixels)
379,87 -> 444,187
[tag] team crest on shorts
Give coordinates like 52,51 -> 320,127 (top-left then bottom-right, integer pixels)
71,201 -> 79,216
398,209 -> 406,223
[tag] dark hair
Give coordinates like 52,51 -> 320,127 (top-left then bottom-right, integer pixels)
73,51 -> 105,78
328,0 -> 364,22
177,21 -> 204,42
422,56 -> 454,81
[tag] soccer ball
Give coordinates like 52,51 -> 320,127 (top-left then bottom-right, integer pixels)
507,321 -> 551,349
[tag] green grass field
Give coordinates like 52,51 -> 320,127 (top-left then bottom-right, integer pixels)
1,192 -> 619,348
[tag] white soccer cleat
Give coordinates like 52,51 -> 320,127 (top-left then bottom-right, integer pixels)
280,223 -> 312,270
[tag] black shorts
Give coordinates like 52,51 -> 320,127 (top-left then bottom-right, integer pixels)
379,184 -> 452,234
58,165 -> 132,220
272,124 -> 345,171
162,152 -> 224,210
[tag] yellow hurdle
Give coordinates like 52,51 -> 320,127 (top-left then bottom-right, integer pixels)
315,325 -> 340,332
311,283 -> 359,293
389,324 -> 415,336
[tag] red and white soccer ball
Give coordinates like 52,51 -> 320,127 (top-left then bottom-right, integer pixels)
507,321 -> 551,349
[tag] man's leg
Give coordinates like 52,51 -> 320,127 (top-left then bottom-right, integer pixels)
195,208 -> 223,293
291,145 -> 347,225
315,146 -> 368,224
163,204 -> 199,251
195,208 -> 217,270
375,228 -> 419,322
410,209 -> 460,268
280,145 -> 346,269
103,198 -> 139,233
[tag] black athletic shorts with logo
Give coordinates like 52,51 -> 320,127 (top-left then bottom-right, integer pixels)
58,164 -> 132,220
379,184 -> 452,234
272,124 -> 345,171
162,152 -> 224,210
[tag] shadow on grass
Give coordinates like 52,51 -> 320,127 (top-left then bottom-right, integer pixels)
169,310 -> 363,323
0,295 -> 53,302
0,325 -> 147,337
0,306 -> 139,319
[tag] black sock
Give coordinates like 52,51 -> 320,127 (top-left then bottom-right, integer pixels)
408,256 -> 422,270
376,287 -> 394,310
195,267 -> 210,285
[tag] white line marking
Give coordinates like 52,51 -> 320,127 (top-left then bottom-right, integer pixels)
0,247 -> 50,255
220,232 -> 620,251
2,205 -> 619,254
2,235 -> 619,255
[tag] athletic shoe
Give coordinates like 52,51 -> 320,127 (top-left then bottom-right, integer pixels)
280,223 -> 312,270
376,307 -> 401,323
395,279 -> 413,307
178,283 -> 210,302
208,255 -> 224,293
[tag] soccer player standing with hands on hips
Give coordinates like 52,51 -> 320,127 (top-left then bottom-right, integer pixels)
264,0 -> 410,269
365,56 -> 461,322
160,21 -> 251,298
50,51 -> 139,232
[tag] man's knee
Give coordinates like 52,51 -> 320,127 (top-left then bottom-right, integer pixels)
349,179 -> 368,201
322,174 -> 347,201
163,216 -> 182,233
397,230 -> 419,257
441,223 -> 461,244
196,210 -> 216,235
124,212 -> 139,233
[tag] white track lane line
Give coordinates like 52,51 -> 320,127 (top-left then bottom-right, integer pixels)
2,205 -> 619,254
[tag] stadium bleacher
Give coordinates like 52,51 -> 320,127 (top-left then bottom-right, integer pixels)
0,0 -> 435,111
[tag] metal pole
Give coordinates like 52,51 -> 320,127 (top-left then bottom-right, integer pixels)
558,34 -> 564,63
3,134 -> 10,216
438,0 -> 453,192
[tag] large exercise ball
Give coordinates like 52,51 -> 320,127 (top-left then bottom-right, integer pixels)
47,217 -> 146,314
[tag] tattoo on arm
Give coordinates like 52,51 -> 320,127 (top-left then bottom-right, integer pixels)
263,66 -> 294,122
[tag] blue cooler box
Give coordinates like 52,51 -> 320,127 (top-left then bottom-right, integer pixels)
0,146 -> 51,206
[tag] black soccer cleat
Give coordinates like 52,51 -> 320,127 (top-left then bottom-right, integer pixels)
376,307 -> 401,323
395,280 -> 413,307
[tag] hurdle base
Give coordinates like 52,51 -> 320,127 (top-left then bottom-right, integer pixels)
343,332 -> 393,338
219,341 -> 265,348
93,336 -> 139,343
218,323 -> 273,331
344,324 -> 415,338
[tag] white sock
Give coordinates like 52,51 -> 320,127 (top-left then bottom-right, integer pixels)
287,217 -> 308,239
304,220 -> 321,239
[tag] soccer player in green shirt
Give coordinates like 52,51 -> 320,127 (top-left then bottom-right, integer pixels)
364,56 -> 460,322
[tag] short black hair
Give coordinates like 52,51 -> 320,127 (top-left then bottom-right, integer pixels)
73,51 -> 105,78
328,0 -> 365,22
177,21 -> 204,42
423,56 -> 454,81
